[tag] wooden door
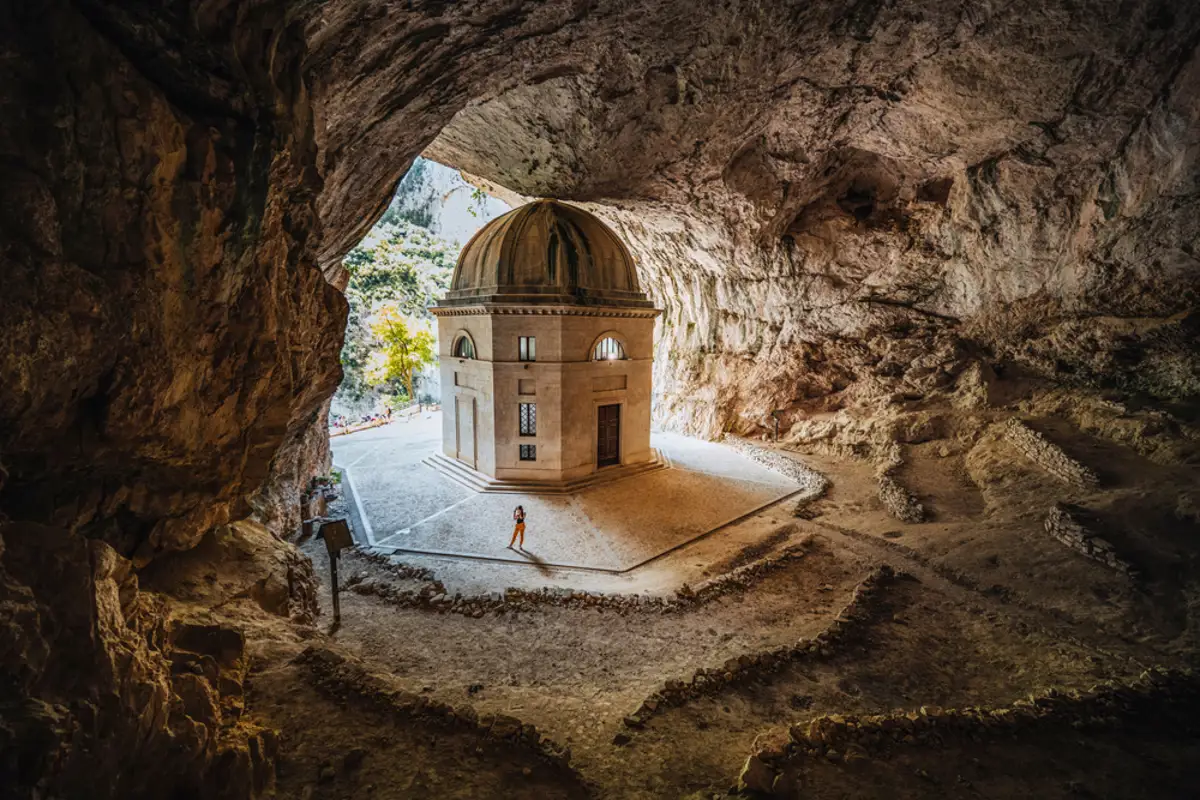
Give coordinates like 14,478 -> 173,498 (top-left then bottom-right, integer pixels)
456,396 -> 476,469
597,404 -> 621,467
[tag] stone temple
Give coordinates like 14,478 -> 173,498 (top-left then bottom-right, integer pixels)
431,200 -> 663,488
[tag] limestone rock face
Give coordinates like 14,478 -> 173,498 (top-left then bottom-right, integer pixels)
415,0 -> 1200,436
301,0 -> 1200,436
0,1 -> 346,560
1,2 -> 335,795
0,525 -> 281,799
2,0 -> 1199,795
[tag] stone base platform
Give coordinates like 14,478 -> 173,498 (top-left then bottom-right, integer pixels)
422,450 -> 671,494
333,415 -> 803,574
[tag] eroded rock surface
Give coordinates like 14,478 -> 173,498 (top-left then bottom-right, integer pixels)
1,2 -> 336,795
418,0 -> 1200,436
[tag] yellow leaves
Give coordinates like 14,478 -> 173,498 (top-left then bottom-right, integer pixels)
367,303 -> 436,395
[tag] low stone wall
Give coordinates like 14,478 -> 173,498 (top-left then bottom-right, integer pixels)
1044,503 -> 1136,576
723,437 -> 830,500
623,565 -> 899,730
813,519 -> 1140,668
329,418 -> 391,437
682,536 -> 813,605
1003,419 -> 1099,488
875,443 -> 926,523
295,646 -> 577,770
736,667 -> 1200,794
346,538 -> 816,618
345,548 -> 437,582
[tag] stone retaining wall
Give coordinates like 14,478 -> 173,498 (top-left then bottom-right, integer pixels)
295,646 -> 577,770
875,443 -> 926,523
1003,419 -> 1099,488
346,548 -> 437,582
1044,503 -> 1136,576
736,667 -> 1199,794
813,519 -> 1140,669
723,437 -> 830,500
346,537 -> 816,618
623,566 -> 899,730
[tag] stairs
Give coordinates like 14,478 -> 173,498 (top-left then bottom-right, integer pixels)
424,450 -> 671,494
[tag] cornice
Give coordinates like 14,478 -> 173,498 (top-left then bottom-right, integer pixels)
431,304 -> 662,319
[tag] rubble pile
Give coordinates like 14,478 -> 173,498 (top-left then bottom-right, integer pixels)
875,444 -> 926,523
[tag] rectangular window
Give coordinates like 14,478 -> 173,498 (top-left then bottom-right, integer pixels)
518,336 -> 536,362
519,402 -> 536,436
519,444 -> 537,461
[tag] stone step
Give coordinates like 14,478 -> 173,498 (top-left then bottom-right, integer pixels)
423,450 -> 670,495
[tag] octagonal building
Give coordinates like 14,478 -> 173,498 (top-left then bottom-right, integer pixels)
431,200 -> 662,489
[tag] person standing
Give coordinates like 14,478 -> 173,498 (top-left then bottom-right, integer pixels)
508,505 -> 526,549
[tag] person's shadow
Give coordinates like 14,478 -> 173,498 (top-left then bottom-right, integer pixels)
517,546 -> 554,576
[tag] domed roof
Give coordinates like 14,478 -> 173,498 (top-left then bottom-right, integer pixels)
439,200 -> 653,308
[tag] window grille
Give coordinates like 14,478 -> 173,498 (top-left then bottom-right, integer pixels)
593,337 -> 626,360
519,444 -> 537,461
519,403 -> 536,436
453,336 -> 475,359
518,336 -> 536,361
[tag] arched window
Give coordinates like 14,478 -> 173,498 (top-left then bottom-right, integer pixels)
453,336 -> 475,359
593,336 -> 626,361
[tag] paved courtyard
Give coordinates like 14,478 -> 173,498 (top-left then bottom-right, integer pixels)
332,412 -> 799,573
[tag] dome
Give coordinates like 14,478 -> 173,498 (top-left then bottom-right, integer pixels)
439,200 -> 653,308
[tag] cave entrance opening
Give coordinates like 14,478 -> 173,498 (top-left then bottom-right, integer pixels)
330,157 -> 510,433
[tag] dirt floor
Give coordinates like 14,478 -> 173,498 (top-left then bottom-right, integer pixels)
237,404 -> 1200,799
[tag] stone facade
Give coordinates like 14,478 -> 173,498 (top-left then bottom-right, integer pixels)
433,201 -> 661,483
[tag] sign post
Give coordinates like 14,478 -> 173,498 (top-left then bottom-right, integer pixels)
320,519 -> 354,623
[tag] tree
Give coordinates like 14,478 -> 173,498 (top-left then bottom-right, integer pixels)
342,220 -> 455,311
367,305 -> 436,403
336,219 -> 456,405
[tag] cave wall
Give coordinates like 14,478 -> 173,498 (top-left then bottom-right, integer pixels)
4,0 -> 1190,563
1,2 -> 340,794
0,0 -> 345,562
422,0 -> 1200,438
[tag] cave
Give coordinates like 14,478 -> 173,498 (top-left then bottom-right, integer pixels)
2,1 -> 1199,798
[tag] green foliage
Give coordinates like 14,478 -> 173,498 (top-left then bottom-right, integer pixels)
336,217 -> 457,403
467,186 -> 490,218
343,220 -> 455,311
